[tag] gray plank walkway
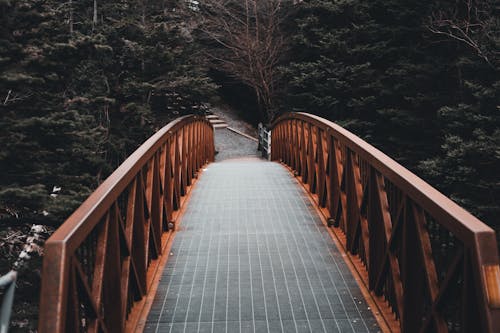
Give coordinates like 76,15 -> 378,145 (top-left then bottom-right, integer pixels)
214,128 -> 259,162
144,159 -> 381,333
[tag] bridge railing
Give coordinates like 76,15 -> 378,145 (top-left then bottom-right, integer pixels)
0,271 -> 17,333
271,112 -> 500,333
39,115 -> 214,333
257,123 -> 272,159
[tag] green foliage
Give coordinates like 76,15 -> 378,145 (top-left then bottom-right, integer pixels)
280,0 -> 446,161
0,0 -> 216,328
417,0 -> 500,228
280,0 -> 500,232
0,0 -> 216,226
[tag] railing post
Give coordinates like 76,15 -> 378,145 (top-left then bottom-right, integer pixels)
39,242 -> 70,333
473,233 -> 500,332
258,123 -> 272,159
0,271 -> 17,333
269,112 -> 500,333
39,116 -> 215,333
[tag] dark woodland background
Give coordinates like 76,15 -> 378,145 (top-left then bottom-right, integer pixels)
0,0 -> 498,330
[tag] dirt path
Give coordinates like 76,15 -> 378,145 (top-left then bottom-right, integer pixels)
208,104 -> 262,162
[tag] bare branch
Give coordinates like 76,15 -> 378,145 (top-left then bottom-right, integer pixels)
427,0 -> 496,67
3,90 -> 34,106
3,90 -> 12,105
195,0 -> 286,122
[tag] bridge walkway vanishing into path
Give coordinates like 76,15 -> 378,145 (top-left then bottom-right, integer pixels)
37,113 -> 500,333
142,158 -> 382,333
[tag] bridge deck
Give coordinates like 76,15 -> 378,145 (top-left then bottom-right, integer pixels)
144,159 -> 381,333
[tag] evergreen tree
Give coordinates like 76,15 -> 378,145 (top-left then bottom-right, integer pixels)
0,0 -> 215,226
0,0 -> 216,328
280,0 -> 499,234
0,0 -> 107,225
280,0 -> 450,166
419,0 -> 500,236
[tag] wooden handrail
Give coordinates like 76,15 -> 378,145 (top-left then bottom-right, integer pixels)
271,112 -> 500,333
38,115 -> 214,333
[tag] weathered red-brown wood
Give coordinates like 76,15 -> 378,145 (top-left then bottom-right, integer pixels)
369,171 -> 404,322
39,116 -> 213,333
271,112 -> 500,333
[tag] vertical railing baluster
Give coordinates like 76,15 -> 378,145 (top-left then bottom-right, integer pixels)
68,260 -> 81,333
152,153 -> 162,255
412,204 -> 447,332
307,123 -> 315,191
180,127 -> 187,195
187,123 -> 193,185
173,132 -> 181,210
165,138 -> 174,223
120,182 -> 135,322
133,173 -> 147,293
105,204 -> 124,333
289,121 -> 294,167
299,121 -> 306,182
268,114 -> 500,333
158,145 -> 167,232
271,123 -> 279,161
194,123 -> 198,172
294,120 -> 299,170
88,214 -> 110,333
326,133 -> 335,219
317,128 -> 326,207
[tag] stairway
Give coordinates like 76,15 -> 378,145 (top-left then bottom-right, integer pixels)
206,113 -> 228,129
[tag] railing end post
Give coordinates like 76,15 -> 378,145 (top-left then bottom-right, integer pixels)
0,270 -> 17,333
483,264 -> 500,308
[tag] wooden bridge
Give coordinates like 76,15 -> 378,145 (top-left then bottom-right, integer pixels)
38,113 -> 500,333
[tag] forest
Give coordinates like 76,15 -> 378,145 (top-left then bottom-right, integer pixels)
0,0 -> 498,330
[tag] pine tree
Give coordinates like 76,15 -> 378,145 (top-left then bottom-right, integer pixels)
280,0 -> 449,165
0,1 -> 216,327
280,0 -> 500,237
419,0 -> 500,236
0,0 -> 107,225
0,0 -> 216,227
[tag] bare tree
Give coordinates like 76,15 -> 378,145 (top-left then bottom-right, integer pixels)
427,0 -> 498,67
196,0 -> 286,122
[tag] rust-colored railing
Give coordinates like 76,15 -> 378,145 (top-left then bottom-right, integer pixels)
271,112 -> 500,333
39,115 -> 214,333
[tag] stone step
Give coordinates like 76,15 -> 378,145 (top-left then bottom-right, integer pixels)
209,119 -> 227,125
213,123 -> 229,129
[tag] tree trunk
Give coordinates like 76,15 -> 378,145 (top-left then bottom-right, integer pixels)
69,0 -> 73,34
92,0 -> 98,31
142,0 -> 146,26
